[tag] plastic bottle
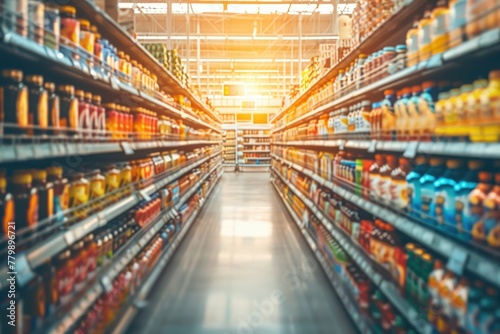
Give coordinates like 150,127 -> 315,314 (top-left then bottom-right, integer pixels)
25,75 -> 49,136
479,70 -> 500,142
468,79 -> 488,142
44,82 -> 60,136
449,0 -> 468,48
435,91 -> 449,138
369,155 -> 386,200
466,280 -> 485,333
456,84 -> 474,140
390,158 -> 411,210
418,81 -> 439,140
0,170 -> 14,238
407,157 -> 429,216
427,260 -> 446,325
436,271 -> 458,334
31,169 -> 54,223
418,7 -> 434,63
433,159 -> 465,233
381,90 -> 397,140
406,18 -> 420,67
407,85 -> 422,140
419,158 -> 446,220
379,155 -> 398,205
430,0 -> 450,55
475,173 -> 500,248
450,277 -> 469,334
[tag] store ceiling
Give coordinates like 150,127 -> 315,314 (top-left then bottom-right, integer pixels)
120,0 -> 357,107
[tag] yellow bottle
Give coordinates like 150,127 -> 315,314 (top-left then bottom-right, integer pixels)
418,7 -> 434,62
431,0 -> 450,55
444,88 -> 460,139
479,70 -> 500,142
467,79 -> 488,142
456,84 -> 473,140
435,91 -> 449,138
406,18 -> 420,67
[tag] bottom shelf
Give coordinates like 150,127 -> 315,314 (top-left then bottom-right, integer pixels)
271,179 -> 372,334
111,171 -> 224,334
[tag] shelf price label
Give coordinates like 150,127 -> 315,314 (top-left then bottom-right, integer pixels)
120,142 -> 135,155
447,248 -> 468,276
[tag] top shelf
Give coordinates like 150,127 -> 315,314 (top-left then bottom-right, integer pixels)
73,0 -> 221,124
270,0 -> 428,123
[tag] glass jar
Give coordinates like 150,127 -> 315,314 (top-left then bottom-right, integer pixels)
25,74 -> 48,136
12,171 -> 38,230
1,69 -> 29,135
68,172 -> 89,214
119,163 -> 132,190
59,6 -> 80,60
31,169 -> 54,222
28,0 -> 44,45
89,169 -> 105,201
56,85 -> 78,136
44,82 -> 60,136
79,19 -> 95,56
54,250 -> 74,306
104,165 -> 120,196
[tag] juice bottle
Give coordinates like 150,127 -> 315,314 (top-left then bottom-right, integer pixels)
46,167 -> 69,223
454,160 -> 486,240
418,7 -> 434,63
466,280 -> 485,333
407,157 -> 428,216
11,171 -> 39,231
369,155 -> 386,200
31,169 -> 54,223
418,81 -> 439,141
1,69 -> 29,136
75,90 -> 90,138
390,158 -> 411,210
104,103 -> 119,139
430,0 -> 450,55
476,173 -> 500,248
68,173 -> 89,220
450,277 -> 469,334
379,155 -> 397,205
406,17 -> 421,67
57,85 -> 78,136
436,271 -> 458,334
45,82 -> 60,136
479,70 -> 500,142
427,259 -> 446,325
396,88 -> 411,140
381,90 -> 397,140
25,75 -> 48,136
419,158 -> 446,220
407,85 -> 422,140
456,84 -> 473,140
468,79 -> 488,142
59,6 -> 80,60
0,170 -> 14,238
435,91 -> 449,138
444,88 -> 461,139
433,159 -> 465,232
394,90 -> 404,138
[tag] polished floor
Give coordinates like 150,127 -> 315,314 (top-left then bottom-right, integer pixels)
127,173 -> 357,334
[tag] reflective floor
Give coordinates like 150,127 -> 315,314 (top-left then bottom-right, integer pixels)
127,173 -> 357,334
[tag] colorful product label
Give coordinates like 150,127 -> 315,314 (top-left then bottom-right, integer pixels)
420,184 -> 435,219
391,179 -> 409,209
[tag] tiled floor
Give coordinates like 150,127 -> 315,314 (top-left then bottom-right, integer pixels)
127,172 -> 357,334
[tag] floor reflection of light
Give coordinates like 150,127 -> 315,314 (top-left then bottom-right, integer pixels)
217,252 -> 273,263
220,219 -> 273,238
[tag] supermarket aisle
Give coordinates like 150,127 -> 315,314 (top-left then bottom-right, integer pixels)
127,173 -> 357,334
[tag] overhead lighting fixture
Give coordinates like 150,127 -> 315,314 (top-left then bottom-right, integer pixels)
137,34 -> 338,41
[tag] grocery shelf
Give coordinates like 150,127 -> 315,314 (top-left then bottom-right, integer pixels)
72,1 -> 221,124
271,181 -> 372,334
271,167 -> 433,334
241,150 -> 271,153
0,151 -> 222,289
45,163 -> 223,334
271,154 -> 500,288
244,157 -> 271,160
0,139 -> 219,165
272,140 -> 500,159
272,23 -> 500,130
242,135 -> 271,138
270,0 -> 428,124
107,171 -> 223,334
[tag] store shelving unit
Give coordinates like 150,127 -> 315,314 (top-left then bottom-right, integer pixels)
0,2 -> 223,333
238,125 -> 272,172
222,125 -> 238,171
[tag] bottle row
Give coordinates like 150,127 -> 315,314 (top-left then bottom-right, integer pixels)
278,0 -> 500,139
273,167 -> 500,334
0,69 -> 218,140
243,138 -> 270,144
0,158 -> 221,334
0,1 -> 216,118
0,146 -> 220,246
273,147 -> 500,251
275,69 -> 500,143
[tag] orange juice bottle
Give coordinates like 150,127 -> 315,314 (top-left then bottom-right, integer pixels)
431,0 -> 450,55
418,7 -> 434,63
406,17 -> 420,67
407,85 -> 422,140
479,70 -> 500,142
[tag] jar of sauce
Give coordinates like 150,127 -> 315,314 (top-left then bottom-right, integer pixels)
46,166 -> 69,223
79,19 -> 95,57
1,69 -> 29,135
26,75 -> 48,136
12,171 -> 38,230
72,240 -> 87,292
44,82 -> 60,136
44,3 -> 60,51
57,85 -> 78,136
54,250 -> 74,306
31,169 -> 54,223
59,6 -> 80,60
